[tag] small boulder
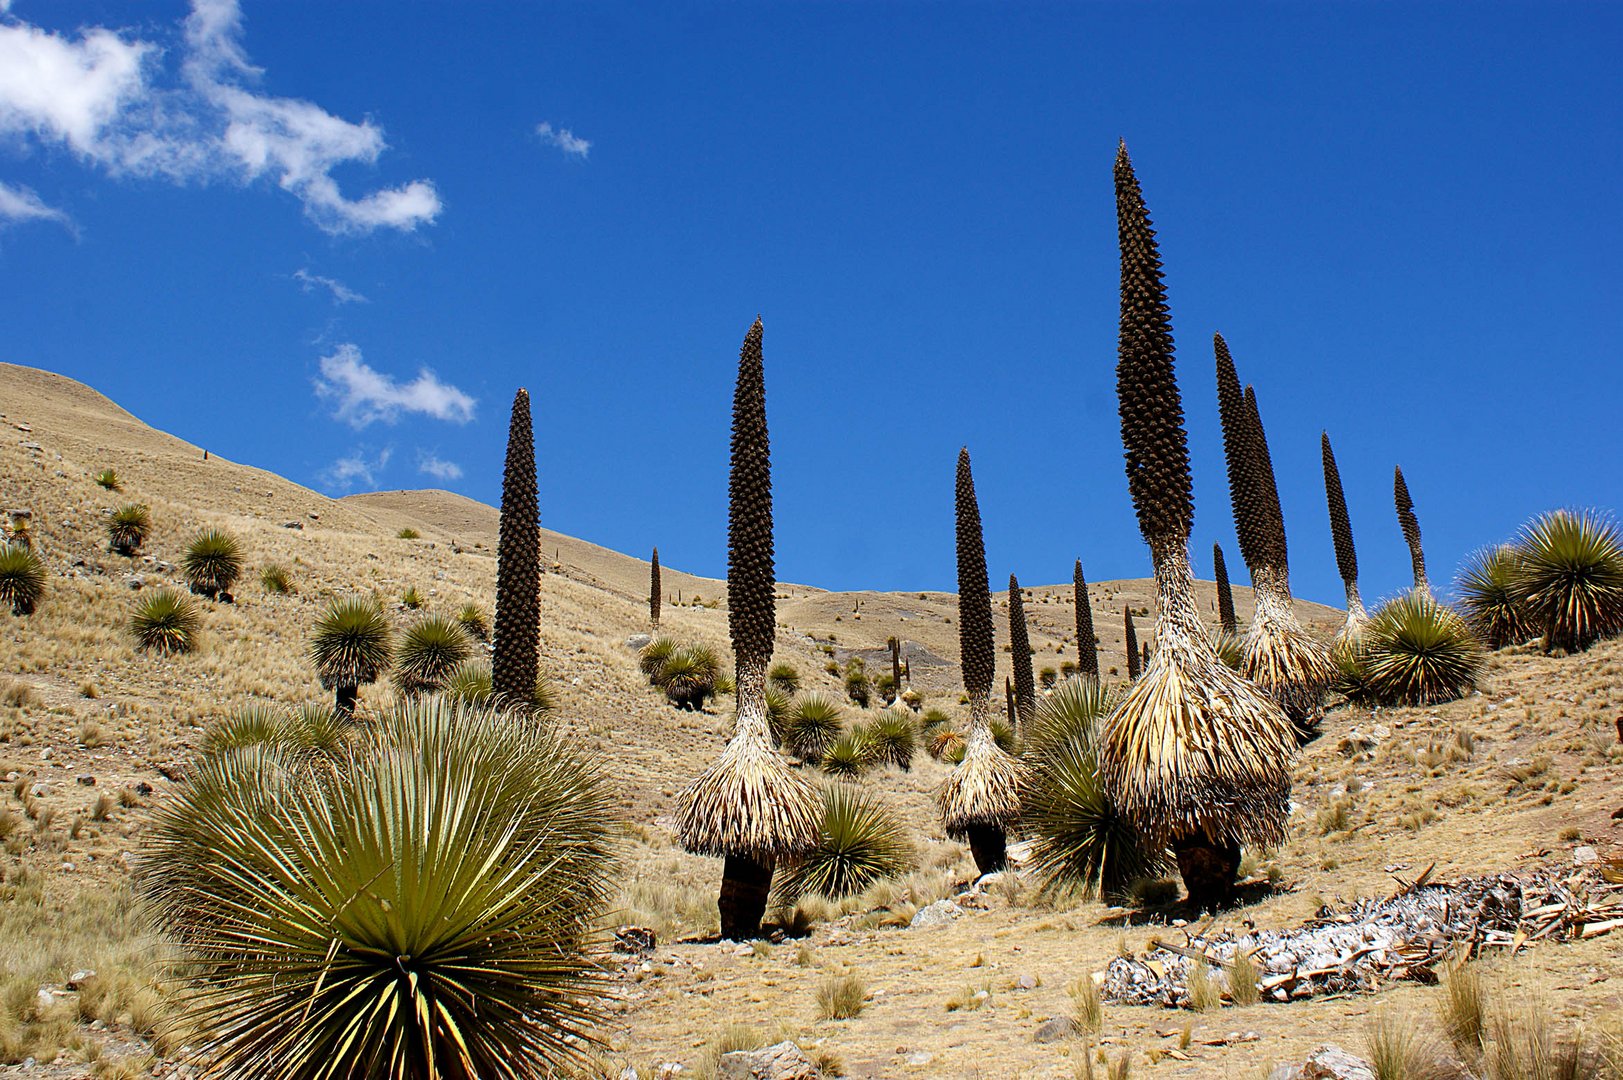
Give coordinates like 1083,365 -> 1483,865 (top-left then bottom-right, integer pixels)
76,775 -> 95,787
908,899 -> 964,929
67,970 -> 95,990
626,633 -> 653,650
614,926 -> 658,954
1573,846 -> 1598,865
717,1041 -> 821,1080
1268,1044 -> 1376,1080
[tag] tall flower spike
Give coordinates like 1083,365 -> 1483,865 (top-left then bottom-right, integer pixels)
1008,574 -> 1035,731
1074,558 -> 1098,679
1214,334 -> 1266,574
1394,466 -> 1429,597
675,319 -> 818,940
1102,144 -> 1297,910
1213,543 -> 1237,635
650,547 -> 661,630
1124,608 -> 1140,680
938,447 -> 1023,874
492,389 -> 539,709
1321,433 -> 1367,643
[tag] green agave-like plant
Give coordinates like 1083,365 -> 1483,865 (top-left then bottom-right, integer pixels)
259,564 -> 293,595
866,709 -> 918,771
843,663 -> 872,707
131,587 -> 201,654
1456,545 -> 1530,649
183,527 -> 244,600
1510,509 -> 1623,654
93,468 -> 119,491
774,785 -> 914,903
201,703 -> 347,758
455,602 -> 489,642
821,729 -> 874,778
639,636 -> 678,679
1361,591 -> 1485,706
658,643 -> 721,710
1025,715 -> 1171,901
393,614 -> 474,696
783,691 -> 844,762
309,595 -> 392,715
440,660 -> 554,717
1026,675 -> 1115,755
142,698 -> 618,1080
107,504 -> 151,555
768,661 -> 800,696
0,542 -> 46,615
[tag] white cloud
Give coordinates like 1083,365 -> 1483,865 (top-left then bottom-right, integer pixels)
535,121 -> 590,159
320,445 -> 391,491
0,0 -> 441,234
416,452 -> 463,482
314,343 -> 475,428
0,180 -> 73,230
293,267 -> 366,304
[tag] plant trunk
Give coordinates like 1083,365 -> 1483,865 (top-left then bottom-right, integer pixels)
335,684 -> 357,718
718,853 -> 775,940
1173,834 -> 1240,911
966,824 -> 1007,877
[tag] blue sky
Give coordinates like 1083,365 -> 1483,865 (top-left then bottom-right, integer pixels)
2,2 -> 1619,606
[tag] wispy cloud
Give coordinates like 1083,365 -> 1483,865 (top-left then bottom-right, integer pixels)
320,445 -> 391,491
293,267 -> 366,304
0,180 -> 74,231
314,343 -> 475,428
535,121 -> 590,159
0,0 -> 441,234
416,452 -> 463,482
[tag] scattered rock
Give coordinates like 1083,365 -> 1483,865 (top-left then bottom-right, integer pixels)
717,1040 -> 821,1080
308,511 -> 320,520
282,521 -> 304,530
908,899 -> 964,929
1014,973 -> 1039,990
1267,1044 -> 1376,1080
36,989 -> 53,1012
904,1051 -> 932,1066
20,441 -> 42,451
626,633 -> 653,650
31,782 -> 50,796
76,775 -> 95,786
1033,1017 -> 1079,1043
67,970 -> 95,989
126,575 -> 144,590
1574,846 -> 1598,865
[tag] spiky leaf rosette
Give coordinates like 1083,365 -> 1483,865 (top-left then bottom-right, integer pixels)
183,527 -> 243,599
1394,466 -> 1429,595
1103,146 -> 1297,853
1510,509 -> 1623,653
1213,543 -> 1238,635
1214,335 -> 1268,573
1457,545 -> 1531,649
1362,591 -> 1484,705
650,547 -> 662,629
493,389 -> 540,707
1123,608 -> 1141,680
774,785 -> 914,904
131,587 -> 201,654
455,602 -> 489,642
1115,146 -> 1193,548
309,595 -> 392,692
393,614 -> 474,695
0,542 -> 46,615
108,504 -> 151,555
1074,559 -> 1099,678
784,692 -> 843,762
1320,433 -> 1366,639
727,317 -> 775,688
955,448 -> 995,699
142,698 -> 618,1080
1008,575 -> 1036,729
868,709 -> 919,770
1025,681 -> 1170,899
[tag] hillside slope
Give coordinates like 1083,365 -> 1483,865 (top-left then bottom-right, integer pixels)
0,362 -> 1618,1079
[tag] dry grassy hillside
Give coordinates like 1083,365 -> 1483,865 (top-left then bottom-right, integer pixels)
1,362 -> 1619,1079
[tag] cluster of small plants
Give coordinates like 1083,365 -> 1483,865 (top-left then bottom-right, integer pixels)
639,636 -> 723,710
